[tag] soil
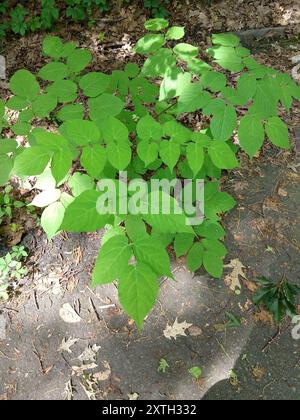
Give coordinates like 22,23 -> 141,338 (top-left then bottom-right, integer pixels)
0,0 -> 300,401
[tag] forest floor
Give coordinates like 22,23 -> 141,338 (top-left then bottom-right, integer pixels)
0,0 -> 300,400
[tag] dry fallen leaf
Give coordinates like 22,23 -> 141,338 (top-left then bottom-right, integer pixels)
72,363 -> 98,376
188,325 -> 203,336
128,392 -> 139,400
78,344 -> 101,363
253,309 -> 274,325
224,259 -> 247,292
243,279 -> 258,293
58,337 -> 79,354
278,188 -> 288,197
93,361 -> 111,382
59,303 -> 82,324
63,380 -> 74,401
163,318 -> 193,340
252,365 -> 266,382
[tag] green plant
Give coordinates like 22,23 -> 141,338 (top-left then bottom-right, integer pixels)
143,0 -> 170,17
0,246 -> 28,298
10,4 -> 28,36
0,186 -> 25,224
0,284 -> 9,300
66,0 -> 109,20
253,277 -> 300,323
1,19 -> 300,328
158,358 -> 169,373
188,366 -> 202,380
40,0 -> 59,30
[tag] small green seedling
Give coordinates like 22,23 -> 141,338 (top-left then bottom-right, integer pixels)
158,358 -> 169,373
253,276 -> 300,323
188,366 -> 202,380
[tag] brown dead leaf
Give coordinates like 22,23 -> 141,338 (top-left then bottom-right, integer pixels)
243,279 -> 258,293
252,365 -> 266,382
278,188 -> 288,197
188,325 -> 203,337
72,246 -> 83,265
253,309 -> 274,325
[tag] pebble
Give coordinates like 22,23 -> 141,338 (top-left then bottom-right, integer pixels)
0,55 -> 6,79
0,314 -> 6,340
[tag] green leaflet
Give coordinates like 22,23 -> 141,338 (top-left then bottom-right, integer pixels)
38,62 -> 69,81
135,34 -> 165,54
0,156 -> 14,186
119,262 -> 159,329
61,190 -> 113,232
203,251 -> 224,278
89,93 -> 124,119
208,141 -> 239,169
212,33 -> 240,48
98,116 -> 129,144
137,140 -> 159,166
210,104 -> 237,142
14,147 -> 50,176
46,80 -> 77,103
60,119 -> 101,146
133,236 -> 172,277
238,114 -> 265,158
41,202 -> 65,240
208,45 -> 244,73
43,36 -> 63,60
159,140 -> 180,172
80,145 -> 107,179
143,49 -> 176,78
92,235 -> 132,285
265,117 -> 290,149
137,114 -> 162,141
187,242 -> 204,272
68,173 -> 95,197
10,70 -> 40,101
186,142 -> 205,177
32,94 -> 57,118
177,83 -> 210,113
145,18 -> 169,31
166,26 -> 185,41
107,141 -> 131,171
174,233 -> 194,258
67,48 -> 92,73
202,71 -> 226,93
143,192 -> 195,235
79,72 -> 110,97
57,104 -> 84,121
51,148 -> 74,184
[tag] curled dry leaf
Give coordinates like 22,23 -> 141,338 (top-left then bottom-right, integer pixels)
163,318 -> 193,340
59,303 -> 81,324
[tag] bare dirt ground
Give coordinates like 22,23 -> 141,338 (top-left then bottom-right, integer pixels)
0,0 -> 300,400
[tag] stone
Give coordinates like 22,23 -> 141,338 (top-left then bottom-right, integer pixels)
0,55 -> 6,79
0,314 -> 6,340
